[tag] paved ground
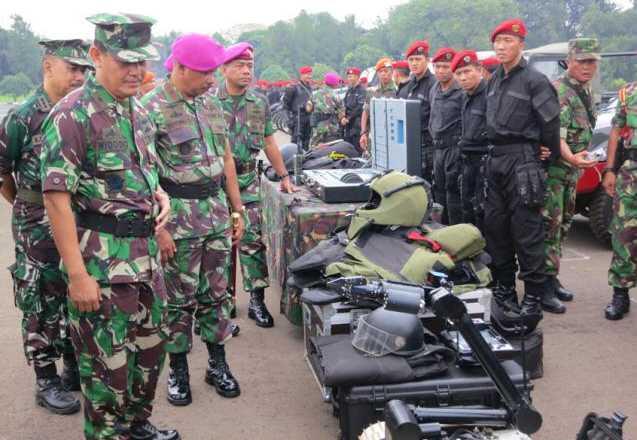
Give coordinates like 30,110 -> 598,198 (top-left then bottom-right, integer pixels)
0,126 -> 635,439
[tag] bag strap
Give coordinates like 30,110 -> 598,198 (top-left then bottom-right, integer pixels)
561,76 -> 596,128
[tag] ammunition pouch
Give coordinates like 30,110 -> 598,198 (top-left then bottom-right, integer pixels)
77,211 -> 154,238
515,161 -> 546,208
159,177 -> 225,200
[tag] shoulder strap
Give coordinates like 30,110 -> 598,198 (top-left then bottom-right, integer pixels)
561,77 -> 596,128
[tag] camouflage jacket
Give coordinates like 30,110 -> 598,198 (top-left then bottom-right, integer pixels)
363,82 -> 397,113
142,79 -> 230,239
553,73 -> 597,167
312,86 -> 344,121
0,86 -> 60,262
612,82 -> 637,150
41,74 -> 161,285
216,83 -> 274,204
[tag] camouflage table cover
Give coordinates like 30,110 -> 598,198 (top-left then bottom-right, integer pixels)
260,177 -> 361,325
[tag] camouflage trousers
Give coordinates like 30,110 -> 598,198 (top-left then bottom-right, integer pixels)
164,232 -> 234,352
237,201 -> 269,293
9,250 -> 73,369
310,121 -> 341,147
608,159 -> 637,288
69,280 -> 167,440
542,164 -> 580,276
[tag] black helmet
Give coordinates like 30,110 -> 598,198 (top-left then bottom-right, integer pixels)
352,307 -> 426,357
279,143 -> 299,171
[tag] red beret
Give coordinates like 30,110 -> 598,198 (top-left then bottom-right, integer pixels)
392,60 -> 410,70
346,67 -> 361,76
359,77 -> 368,85
405,40 -> 430,58
480,56 -> 501,71
432,48 -> 456,63
299,66 -> 313,75
490,19 -> 527,42
451,50 -> 479,72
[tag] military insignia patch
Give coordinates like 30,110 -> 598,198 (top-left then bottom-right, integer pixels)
512,24 -> 520,33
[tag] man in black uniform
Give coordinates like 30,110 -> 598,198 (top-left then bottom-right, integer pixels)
283,66 -> 313,151
429,47 -> 463,225
341,67 -> 366,150
398,40 -> 437,183
485,19 -> 561,326
453,50 -> 489,232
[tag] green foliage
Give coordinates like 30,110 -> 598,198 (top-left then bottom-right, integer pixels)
260,65 -> 291,81
311,63 -> 336,81
0,15 -> 42,84
0,72 -> 34,97
343,44 -> 387,71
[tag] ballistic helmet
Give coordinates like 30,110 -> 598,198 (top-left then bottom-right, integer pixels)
352,307 -> 426,357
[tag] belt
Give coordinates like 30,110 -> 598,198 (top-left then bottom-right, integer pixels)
159,177 -> 224,199
77,211 -> 154,238
235,161 -> 257,175
16,187 -> 44,205
432,135 -> 461,149
488,143 -> 538,157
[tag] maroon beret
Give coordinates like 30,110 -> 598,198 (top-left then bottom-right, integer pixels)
451,50 -> 478,72
405,40 -> 430,58
431,47 -> 456,63
490,19 -> 527,42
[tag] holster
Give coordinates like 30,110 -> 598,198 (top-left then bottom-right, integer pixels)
515,161 -> 546,208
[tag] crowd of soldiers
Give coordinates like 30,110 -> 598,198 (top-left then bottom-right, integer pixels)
0,11 -> 636,440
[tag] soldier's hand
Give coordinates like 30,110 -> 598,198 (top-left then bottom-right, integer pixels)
603,171 -> 616,197
280,176 -> 296,194
539,146 -> 551,161
157,229 -> 177,264
571,151 -> 598,169
359,134 -> 368,151
340,117 -> 349,126
68,272 -> 101,313
232,215 -> 245,245
154,190 -> 171,232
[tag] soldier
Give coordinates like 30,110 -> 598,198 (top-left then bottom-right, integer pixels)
602,77 -> 637,320
392,60 -> 411,95
283,66 -> 313,151
541,38 -> 600,314
485,19 -> 561,328
341,67 -> 366,149
217,43 -> 294,328
0,38 -> 92,416
452,50 -> 489,232
309,72 -> 345,147
398,40 -> 437,183
360,57 -> 396,152
429,47 -> 463,225
480,56 -> 500,81
40,14 -> 179,440
141,34 -> 246,405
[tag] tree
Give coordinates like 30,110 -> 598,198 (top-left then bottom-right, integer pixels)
0,15 -> 41,84
311,63 -> 336,82
260,65 -> 290,81
0,72 -> 34,97
343,44 -> 386,71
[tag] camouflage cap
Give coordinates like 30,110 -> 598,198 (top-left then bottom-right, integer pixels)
38,39 -> 93,68
87,13 -> 159,63
568,38 -> 601,61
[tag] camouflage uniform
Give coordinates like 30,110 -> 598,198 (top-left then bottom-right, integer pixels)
309,86 -> 344,147
216,83 -> 274,294
362,82 -> 397,130
0,40 -> 91,371
608,81 -> 637,289
543,70 -> 596,276
142,79 -> 233,351
41,14 -> 168,440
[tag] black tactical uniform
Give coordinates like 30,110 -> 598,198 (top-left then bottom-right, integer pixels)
485,57 -> 560,317
397,71 -> 437,182
459,79 -> 489,231
429,80 -> 463,225
283,80 -> 313,151
343,83 -> 366,149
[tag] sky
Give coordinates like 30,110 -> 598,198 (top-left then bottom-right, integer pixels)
2,0 -> 408,39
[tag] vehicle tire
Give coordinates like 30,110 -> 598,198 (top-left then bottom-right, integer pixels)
358,422 -> 385,440
589,189 -> 613,247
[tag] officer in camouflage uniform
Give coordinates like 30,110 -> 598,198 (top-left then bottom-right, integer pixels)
541,38 -> 600,314
309,72 -> 345,147
142,34 -> 246,405
41,14 -> 179,440
360,57 -> 396,152
218,43 -> 294,328
0,39 -> 92,415
602,80 -> 637,320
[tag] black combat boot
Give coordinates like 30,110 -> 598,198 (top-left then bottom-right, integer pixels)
554,277 -> 574,302
60,352 -> 81,392
541,279 -> 566,314
130,420 -> 180,440
205,343 -> 240,398
34,365 -> 81,415
493,284 -> 520,313
166,353 -> 191,406
519,290 -> 543,331
247,288 -> 274,328
605,287 -> 630,321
